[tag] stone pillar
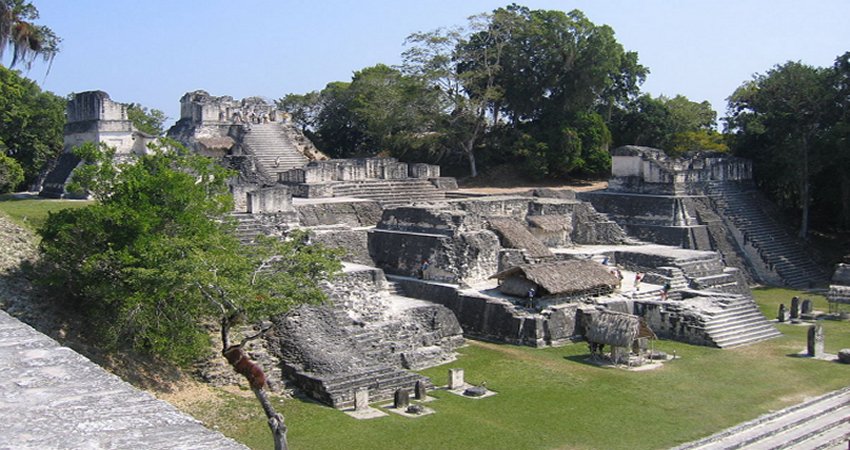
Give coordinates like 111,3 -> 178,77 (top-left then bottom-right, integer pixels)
448,368 -> 465,389
414,380 -> 427,400
393,389 -> 410,409
354,388 -> 370,411
807,323 -> 824,357
801,299 -> 813,315
790,297 -> 800,319
777,304 -> 786,322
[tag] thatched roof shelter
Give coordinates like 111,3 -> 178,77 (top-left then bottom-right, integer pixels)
527,215 -> 570,232
487,217 -> 553,259
585,310 -> 656,348
491,260 -> 618,297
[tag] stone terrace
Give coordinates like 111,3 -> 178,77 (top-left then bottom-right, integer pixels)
0,310 -> 246,450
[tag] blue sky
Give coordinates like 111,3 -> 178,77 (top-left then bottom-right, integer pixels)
9,1 -> 850,127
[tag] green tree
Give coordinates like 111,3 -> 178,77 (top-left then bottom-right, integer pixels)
0,150 -> 24,192
727,61 -> 833,238
0,65 -> 64,190
126,103 -> 167,136
39,140 -> 342,449
0,0 -> 60,70
277,91 -> 321,133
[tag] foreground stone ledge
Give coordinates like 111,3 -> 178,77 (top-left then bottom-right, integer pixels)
0,309 -> 247,450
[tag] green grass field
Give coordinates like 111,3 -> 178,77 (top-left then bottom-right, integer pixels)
179,288 -> 850,450
0,195 -> 92,231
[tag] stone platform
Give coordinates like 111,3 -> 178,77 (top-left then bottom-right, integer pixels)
0,310 -> 246,449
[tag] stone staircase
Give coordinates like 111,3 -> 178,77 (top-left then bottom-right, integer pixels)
706,182 -> 827,289
231,213 -> 263,244
701,294 -> 781,348
331,179 -> 446,207
676,386 -> 850,449
242,123 -> 309,179
302,365 -> 431,410
386,280 -> 407,297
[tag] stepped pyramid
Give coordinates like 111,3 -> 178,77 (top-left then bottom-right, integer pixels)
241,123 -> 310,179
707,181 -> 827,289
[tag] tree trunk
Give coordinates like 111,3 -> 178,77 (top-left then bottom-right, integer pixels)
221,322 -> 288,450
841,171 -> 850,229
254,387 -> 288,450
466,147 -> 477,178
799,135 -> 810,240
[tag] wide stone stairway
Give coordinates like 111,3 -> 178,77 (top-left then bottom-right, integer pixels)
676,386 -> 850,449
701,293 -> 782,348
331,179 -> 446,207
242,123 -> 309,179
706,182 -> 827,289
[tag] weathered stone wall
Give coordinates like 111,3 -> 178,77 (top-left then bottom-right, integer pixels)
608,146 -> 752,195
295,201 -> 383,227
311,228 -> 372,265
368,228 -> 500,283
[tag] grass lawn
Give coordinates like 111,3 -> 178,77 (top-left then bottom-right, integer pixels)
0,195 -> 92,231
166,288 -> 850,450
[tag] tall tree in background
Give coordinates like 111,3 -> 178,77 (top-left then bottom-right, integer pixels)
0,65 -> 64,190
0,0 -> 60,71
822,52 -> 850,230
609,94 -> 726,156
727,61 -> 833,239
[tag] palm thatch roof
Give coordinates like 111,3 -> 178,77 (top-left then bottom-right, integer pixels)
487,217 -> 553,259
585,310 -> 655,348
491,260 -> 618,296
527,215 -> 570,232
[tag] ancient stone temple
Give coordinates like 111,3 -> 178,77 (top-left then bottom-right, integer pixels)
580,146 -> 827,289
40,91 -> 158,198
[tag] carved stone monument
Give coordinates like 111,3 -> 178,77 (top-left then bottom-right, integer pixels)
414,380 -> 427,400
777,304 -> 786,322
393,389 -> 410,409
354,387 -> 370,411
807,323 -> 824,357
801,299 -> 813,317
790,297 -> 800,320
448,368 -> 465,389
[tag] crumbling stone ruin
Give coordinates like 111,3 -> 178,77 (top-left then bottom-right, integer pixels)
827,257 -> 850,317
580,146 -> 827,289
38,89 -> 793,408
40,91 -> 159,198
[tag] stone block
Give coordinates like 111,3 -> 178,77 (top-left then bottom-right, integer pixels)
354,388 -> 370,411
393,389 -> 410,409
448,368 -> 465,389
247,186 -> 292,214
838,349 -> 850,364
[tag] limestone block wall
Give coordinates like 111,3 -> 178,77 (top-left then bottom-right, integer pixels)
295,201 -> 383,227
634,301 -> 712,346
393,278 -> 582,347
247,186 -> 292,213
368,228 -> 500,283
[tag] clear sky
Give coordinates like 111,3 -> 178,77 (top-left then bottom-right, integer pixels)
9,1 -> 850,128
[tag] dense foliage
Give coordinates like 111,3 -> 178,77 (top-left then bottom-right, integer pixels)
727,53 -> 850,234
38,141 -> 342,363
279,5 -> 726,180
0,65 -> 64,190
126,103 -> 167,136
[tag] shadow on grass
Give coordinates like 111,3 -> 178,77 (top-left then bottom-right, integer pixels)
563,353 -> 604,368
